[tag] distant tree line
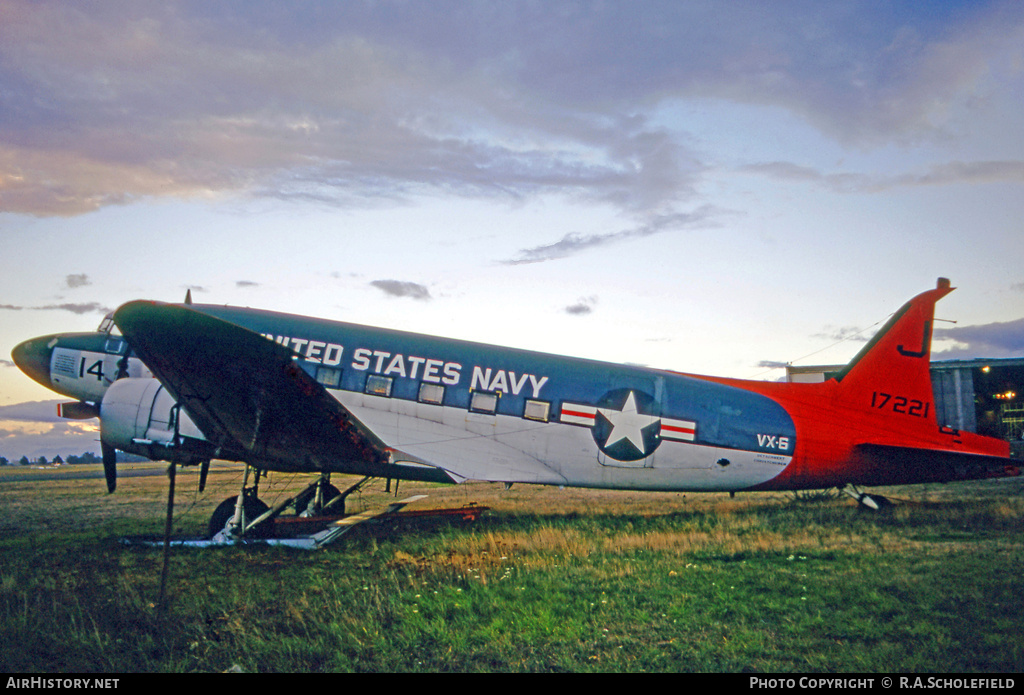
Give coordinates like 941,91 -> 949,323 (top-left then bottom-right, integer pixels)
0,452 -> 148,466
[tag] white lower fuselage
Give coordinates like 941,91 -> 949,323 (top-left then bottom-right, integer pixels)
338,390 -> 794,492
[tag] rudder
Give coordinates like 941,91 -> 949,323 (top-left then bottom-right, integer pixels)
833,278 -> 954,423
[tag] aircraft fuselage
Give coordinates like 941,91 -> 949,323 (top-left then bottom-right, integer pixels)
194,304 -> 800,492
12,281 -> 1015,498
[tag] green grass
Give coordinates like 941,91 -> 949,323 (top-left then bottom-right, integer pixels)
1,465 -> 1023,672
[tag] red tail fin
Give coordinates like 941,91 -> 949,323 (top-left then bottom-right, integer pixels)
834,278 -> 953,427
835,278 -> 1011,466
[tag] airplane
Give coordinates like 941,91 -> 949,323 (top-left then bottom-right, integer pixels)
11,278 -> 1018,541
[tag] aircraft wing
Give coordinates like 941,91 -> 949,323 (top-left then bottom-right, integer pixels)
113,301 -> 451,481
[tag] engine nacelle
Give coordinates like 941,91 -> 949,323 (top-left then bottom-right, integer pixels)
99,378 -> 212,463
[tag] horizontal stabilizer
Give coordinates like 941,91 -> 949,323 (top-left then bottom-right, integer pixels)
854,443 -> 1019,486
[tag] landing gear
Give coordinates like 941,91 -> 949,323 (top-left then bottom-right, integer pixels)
208,465 -> 273,540
842,484 -> 892,511
294,480 -> 342,517
208,493 -> 272,539
207,470 -> 373,541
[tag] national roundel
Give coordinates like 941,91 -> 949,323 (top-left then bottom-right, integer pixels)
591,388 -> 662,461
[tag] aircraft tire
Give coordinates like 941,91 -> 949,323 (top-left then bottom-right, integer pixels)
856,493 -> 894,511
296,483 -> 342,516
208,495 -> 273,539
867,494 -> 892,509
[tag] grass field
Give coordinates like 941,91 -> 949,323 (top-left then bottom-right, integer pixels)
1,462 -> 1022,673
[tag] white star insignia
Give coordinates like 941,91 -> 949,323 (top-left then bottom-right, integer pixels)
598,391 -> 660,455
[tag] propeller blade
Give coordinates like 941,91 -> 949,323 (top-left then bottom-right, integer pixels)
198,459 -> 210,493
115,346 -> 132,380
101,441 -> 117,493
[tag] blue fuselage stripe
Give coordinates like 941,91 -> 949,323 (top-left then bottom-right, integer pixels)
192,304 -> 796,456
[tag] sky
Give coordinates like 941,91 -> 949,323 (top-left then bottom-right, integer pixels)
1,0 -> 1023,460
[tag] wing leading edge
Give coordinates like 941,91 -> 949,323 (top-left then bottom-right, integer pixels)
113,301 -> 456,482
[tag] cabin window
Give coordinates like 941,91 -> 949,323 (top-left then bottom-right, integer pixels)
365,375 -> 393,397
418,382 -> 445,405
316,367 -> 342,389
97,313 -> 121,337
469,390 -> 498,414
523,399 -> 550,422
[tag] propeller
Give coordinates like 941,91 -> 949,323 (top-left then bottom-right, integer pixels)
198,459 -> 210,492
100,345 -> 132,493
101,288 -> 190,495
101,440 -> 117,493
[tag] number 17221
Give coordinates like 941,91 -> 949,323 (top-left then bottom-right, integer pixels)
871,392 -> 930,418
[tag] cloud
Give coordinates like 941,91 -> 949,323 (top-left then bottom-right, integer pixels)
0,420 -> 101,461
39,302 -> 109,315
564,296 -> 597,316
0,302 -> 111,315
0,3 -> 703,217
934,318 -> 1024,359
65,273 -> 90,288
0,400 -> 103,460
236,280 -> 260,288
741,160 -> 1024,193
503,205 -> 722,264
369,280 -> 431,300
812,325 -> 874,344
4,2 -> 1019,217
740,162 -> 873,192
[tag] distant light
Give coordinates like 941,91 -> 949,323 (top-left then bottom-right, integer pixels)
982,365 -> 991,373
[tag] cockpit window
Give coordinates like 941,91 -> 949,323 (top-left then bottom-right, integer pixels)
97,313 -> 121,337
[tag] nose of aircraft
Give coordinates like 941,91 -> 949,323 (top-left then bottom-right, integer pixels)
11,337 -> 53,388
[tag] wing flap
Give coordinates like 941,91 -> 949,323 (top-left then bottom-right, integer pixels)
114,301 -> 392,474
